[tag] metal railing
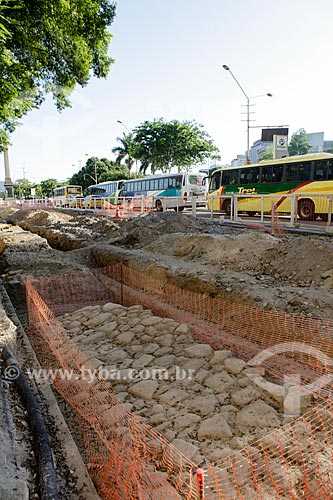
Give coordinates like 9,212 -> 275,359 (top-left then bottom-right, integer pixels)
4,193 -> 333,232
207,193 -> 333,231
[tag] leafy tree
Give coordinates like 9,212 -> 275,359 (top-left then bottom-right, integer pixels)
40,178 -> 58,197
69,157 -> 132,192
130,118 -> 220,174
112,133 -> 136,172
0,0 -> 116,150
260,147 -> 273,161
13,177 -> 33,197
98,164 -> 133,183
288,129 -> 311,156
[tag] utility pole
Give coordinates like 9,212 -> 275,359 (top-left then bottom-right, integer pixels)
222,65 -> 272,165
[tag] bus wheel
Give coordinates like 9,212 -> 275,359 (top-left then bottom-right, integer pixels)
222,199 -> 231,216
156,200 -> 163,212
298,199 -> 315,220
174,206 -> 184,212
247,211 -> 256,217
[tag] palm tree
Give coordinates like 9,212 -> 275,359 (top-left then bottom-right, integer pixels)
112,133 -> 135,172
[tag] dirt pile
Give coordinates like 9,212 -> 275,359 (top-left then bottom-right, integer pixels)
6,209 -> 121,250
1,208 -> 332,319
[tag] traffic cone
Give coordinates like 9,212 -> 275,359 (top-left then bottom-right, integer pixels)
115,206 -> 120,218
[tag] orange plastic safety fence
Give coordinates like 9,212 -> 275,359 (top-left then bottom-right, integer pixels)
25,263 -> 333,499
202,402 -> 333,499
25,277 -> 197,499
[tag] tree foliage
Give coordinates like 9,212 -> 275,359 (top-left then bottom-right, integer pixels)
112,133 -> 136,172
69,157 -> 132,192
0,0 -> 116,150
288,129 -> 311,156
128,118 -> 220,174
259,147 -> 273,161
40,178 -> 59,197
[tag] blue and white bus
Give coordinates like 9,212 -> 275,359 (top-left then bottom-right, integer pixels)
118,173 -> 206,211
84,180 -> 125,209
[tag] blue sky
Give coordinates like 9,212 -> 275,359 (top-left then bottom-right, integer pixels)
2,0 -> 333,182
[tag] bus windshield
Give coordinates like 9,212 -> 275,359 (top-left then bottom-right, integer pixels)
67,186 -> 82,195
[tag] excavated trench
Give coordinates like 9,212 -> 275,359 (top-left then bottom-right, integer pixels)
1,208 -> 333,321
0,208 -> 333,499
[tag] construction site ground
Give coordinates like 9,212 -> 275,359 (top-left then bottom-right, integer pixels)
0,207 -> 332,498
1,207 -> 332,321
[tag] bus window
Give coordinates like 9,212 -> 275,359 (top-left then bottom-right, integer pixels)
284,164 -> 298,182
298,162 -> 312,181
175,175 -> 182,188
209,171 -> 221,192
272,165 -> 284,182
249,167 -> 260,184
223,169 -> 239,185
314,160 -> 328,180
328,160 -> 333,180
239,169 -> 250,184
230,169 -> 239,185
188,174 -> 203,185
222,170 -> 230,185
260,166 -> 272,183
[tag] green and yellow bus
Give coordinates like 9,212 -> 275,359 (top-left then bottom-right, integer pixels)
207,153 -> 333,220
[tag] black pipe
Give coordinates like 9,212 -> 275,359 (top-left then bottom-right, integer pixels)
2,345 -> 58,500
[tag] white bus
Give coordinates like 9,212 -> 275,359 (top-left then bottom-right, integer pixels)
84,180 -> 125,209
53,185 -> 83,207
118,173 -> 206,211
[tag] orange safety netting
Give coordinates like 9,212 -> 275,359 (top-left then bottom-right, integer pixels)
25,263 -> 333,499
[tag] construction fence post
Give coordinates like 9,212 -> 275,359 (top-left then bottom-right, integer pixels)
271,200 -> 275,235
120,263 -> 124,305
196,468 -> 205,499
260,196 -> 264,223
327,195 -> 332,228
290,194 -> 296,227
192,198 -> 197,218
233,194 -> 238,222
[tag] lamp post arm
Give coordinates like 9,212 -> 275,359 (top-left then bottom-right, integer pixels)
117,120 -> 131,133
226,68 -> 249,101
84,173 -> 97,184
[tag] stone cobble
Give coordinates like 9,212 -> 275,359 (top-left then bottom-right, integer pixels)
60,302 -> 292,467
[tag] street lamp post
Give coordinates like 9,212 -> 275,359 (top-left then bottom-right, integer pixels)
84,154 -> 98,184
117,119 -> 130,133
222,64 -> 272,164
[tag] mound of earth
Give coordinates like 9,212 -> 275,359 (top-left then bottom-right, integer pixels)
6,209 -> 121,249
1,208 -> 332,320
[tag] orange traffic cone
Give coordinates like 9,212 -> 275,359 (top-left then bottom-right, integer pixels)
115,206 -> 120,218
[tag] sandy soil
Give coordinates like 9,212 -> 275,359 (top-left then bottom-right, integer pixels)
0,208 -> 332,499
0,208 -> 332,320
